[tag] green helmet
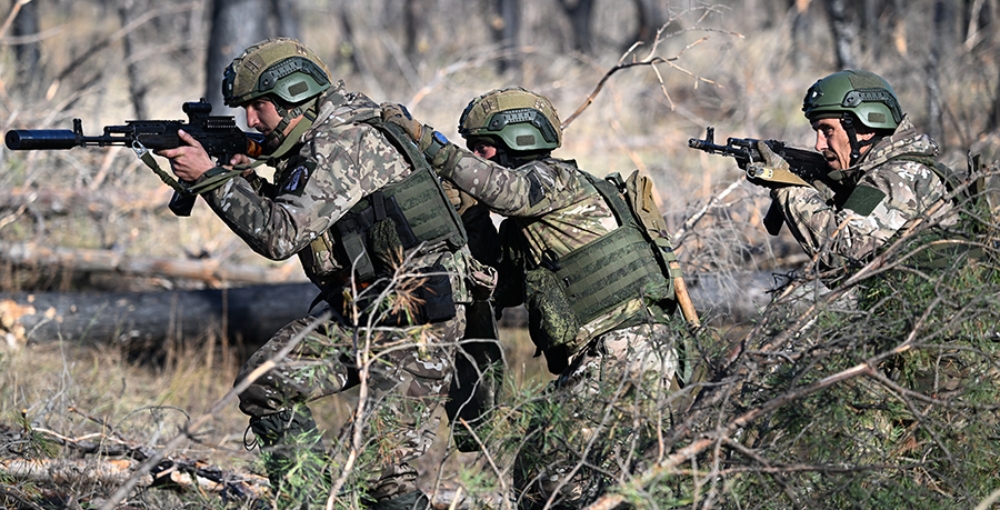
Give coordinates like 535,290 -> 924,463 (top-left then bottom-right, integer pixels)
458,87 -> 562,152
222,38 -> 331,108
802,70 -> 902,131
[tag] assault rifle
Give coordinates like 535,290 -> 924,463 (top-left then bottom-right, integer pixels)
4,99 -> 263,216
688,127 -> 833,188
688,127 -> 840,235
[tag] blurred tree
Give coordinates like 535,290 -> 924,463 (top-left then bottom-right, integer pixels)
927,0 -> 951,145
404,0 -> 425,61
557,0 -> 595,55
630,0 -> 664,47
118,0 -> 150,119
962,0 -> 994,48
205,0 -> 270,117
270,0 -> 301,40
825,0 -> 858,69
12,0 -> 43,100
491,0 -> 521,73
790,0 -> 813,69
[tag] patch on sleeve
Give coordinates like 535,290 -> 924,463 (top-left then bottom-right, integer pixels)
841,184 -> 886,216
281,161 -> 316,196
527,170 -> 545,207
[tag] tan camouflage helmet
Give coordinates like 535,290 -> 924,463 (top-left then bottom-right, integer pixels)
458,87 -> 562,152
222,38 -> 331,108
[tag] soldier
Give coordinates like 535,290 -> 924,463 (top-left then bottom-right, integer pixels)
754,69 -> 958,280
382,88 -> 690,509
157,38 -> 480,509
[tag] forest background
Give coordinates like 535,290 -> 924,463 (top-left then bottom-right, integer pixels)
2,0 -> 1000,508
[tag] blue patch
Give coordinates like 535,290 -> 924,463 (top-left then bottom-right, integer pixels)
282,164 -> 312,196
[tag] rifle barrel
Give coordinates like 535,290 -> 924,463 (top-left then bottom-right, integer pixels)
5,129 -> 80,150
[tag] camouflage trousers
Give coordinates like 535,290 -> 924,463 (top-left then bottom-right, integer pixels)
235,306 -> 465,505
513,322 -> 679,509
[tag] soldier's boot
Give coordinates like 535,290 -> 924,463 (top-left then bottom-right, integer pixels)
250,407 -> 330,508
366,490 -> 430,510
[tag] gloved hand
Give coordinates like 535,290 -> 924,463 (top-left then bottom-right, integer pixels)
746,140 -> 812,188
746,141 -> 791,182
380,102 -> 435,151
441,179 -> 479,215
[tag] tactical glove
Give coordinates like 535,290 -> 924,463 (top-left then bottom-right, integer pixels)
746,141 -> 810,188
380,102 -> 438,152
380,102 -> 461,174
441,179 -> 479,215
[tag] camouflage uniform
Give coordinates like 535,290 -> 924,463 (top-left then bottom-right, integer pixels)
382,87 -> 686,508
751,74 -> 1000,505
438,153 -> 680,509
772,116 -> 957,276
200,82 -> 474,506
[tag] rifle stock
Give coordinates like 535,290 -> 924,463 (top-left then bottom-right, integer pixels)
4,99 -> 263,217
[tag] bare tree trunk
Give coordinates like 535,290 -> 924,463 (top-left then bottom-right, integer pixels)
204,0 -> 270,117
558,0 -> 595,55
825,0 -> 857,69
12,0 -> 43,99
338,2 -> 385,98
492,0 -> 521,73
630,0 -> 664,47
118,0 -> 149,119
404,0 -> 425,60
857,0 -> 879,55
270,0 -> 301,39
927,1 -> 949,145
790,0 -> 812,69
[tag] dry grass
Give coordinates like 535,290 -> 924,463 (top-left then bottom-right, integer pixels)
3,0 -> 1000,507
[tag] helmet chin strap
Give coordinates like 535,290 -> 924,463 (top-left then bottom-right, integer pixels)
263,97 -> 319,153
264,97 -> 319,150
840,114 -> 881,168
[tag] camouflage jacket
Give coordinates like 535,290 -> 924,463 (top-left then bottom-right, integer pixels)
199,83 -> 473,303
773,116 -> 956,274
438,153 -> 672,346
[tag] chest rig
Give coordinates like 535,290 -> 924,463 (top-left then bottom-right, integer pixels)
507,168 -> 679,360
297,118 -> 468,321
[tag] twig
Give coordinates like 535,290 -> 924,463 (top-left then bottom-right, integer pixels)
561,9 -> 731,130
457,417 -> 511,510
672,178 -> 742,244
0,0 -> 29,41
99,310 -> 333,510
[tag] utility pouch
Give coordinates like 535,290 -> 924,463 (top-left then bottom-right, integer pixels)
397,258 -> 457,325
301,231 -> 346,286
336,191 -> 418,283
338,228 -> 376,282
524,266 -> 581,373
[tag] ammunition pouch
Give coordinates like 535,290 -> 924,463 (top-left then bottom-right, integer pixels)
525,266 -> 581,373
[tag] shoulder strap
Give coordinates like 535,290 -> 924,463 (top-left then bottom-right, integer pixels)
360,116 -> 468,248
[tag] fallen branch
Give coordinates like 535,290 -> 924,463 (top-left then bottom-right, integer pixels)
1,240 -> 300,286
0,457 -> 269,498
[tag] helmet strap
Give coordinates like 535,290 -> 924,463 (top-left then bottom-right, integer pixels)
840,114 -> 864,167
262,97 -> 321,159
489,147 -> 511,167
840,113 -> 883,168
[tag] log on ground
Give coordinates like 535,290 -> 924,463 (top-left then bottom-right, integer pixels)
0,282 -> 316,348
0,270 -> 797,350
